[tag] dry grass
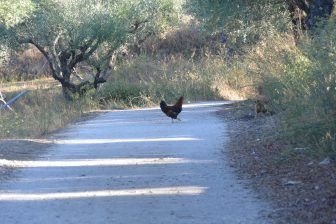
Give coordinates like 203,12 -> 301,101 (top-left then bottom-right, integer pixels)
0,78 -> 59,92
242,29 -> 336,157
0,47 -> 49,82
103,52 -> 247,107
0,87 -> 98,139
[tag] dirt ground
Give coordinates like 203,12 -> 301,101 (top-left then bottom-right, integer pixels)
0,139 -> 53,181
0,111 -> 104,183
218,102 -> 336,224
0,102 -> 270,224
1,104 -> 335,223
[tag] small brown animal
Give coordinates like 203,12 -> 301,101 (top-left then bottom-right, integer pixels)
160,96 -> 184,122
255,85 -> 269,116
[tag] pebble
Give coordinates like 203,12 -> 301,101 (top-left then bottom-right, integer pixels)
285,180 -> 302,186
319,158 -> 331,166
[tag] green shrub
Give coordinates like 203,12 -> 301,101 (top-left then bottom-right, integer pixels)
101,54 -> 229,108
232,20 -> 336,157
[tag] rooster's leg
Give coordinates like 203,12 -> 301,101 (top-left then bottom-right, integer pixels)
171,118 -> 174,123
177,118 -> 181,121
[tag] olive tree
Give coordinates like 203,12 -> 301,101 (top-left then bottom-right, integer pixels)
0,0 -> 35,27
0,0 -> 36,67
185,1 -> 291,46
0,0 -> 177,99
185,0 -> 335,40
287,0 -> 334,34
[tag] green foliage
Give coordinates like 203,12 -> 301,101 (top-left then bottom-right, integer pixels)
185,0 -> 291,47
0,0 -> 36,65
225,19 -> 336,157
1,0 -> 334,159
184,0 -> 335,157
0,0 -> 35,28
0,44 -> 9,66
0,0 -> 178,96
99,52 -> 245,109
97,82 -> 152,108
2,0 -> 177,51
185,0 -> 241,28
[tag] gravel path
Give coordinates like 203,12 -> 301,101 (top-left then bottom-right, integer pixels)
0,102 -> 271,224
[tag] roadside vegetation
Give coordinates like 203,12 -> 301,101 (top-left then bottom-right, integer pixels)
185,1 -> 335,222
0,0 -> 336,222
1,1 -> 335,156
186,0 -> 336,159
0,88 -> 95,138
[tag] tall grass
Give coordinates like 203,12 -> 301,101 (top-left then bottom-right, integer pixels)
0,47 -> 49,82
0,88 -> 98,138
223,20 -> 336,158
99,51 -> 247,108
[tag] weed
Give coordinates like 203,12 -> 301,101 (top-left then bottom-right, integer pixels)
0,88 -> 98,138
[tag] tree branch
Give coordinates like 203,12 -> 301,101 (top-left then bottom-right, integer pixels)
93,66 -> 107,89
68,39 -> 100,70
51,32 -> 62,70
128,19 -> 149,34
27,39 -> 64,82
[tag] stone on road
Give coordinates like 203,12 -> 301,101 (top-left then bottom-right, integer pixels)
0,102 -> 270,224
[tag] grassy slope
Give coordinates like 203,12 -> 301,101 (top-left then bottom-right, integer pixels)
0,87 -> 94,138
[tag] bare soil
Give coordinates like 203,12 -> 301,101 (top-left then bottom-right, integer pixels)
0,111 -> 105,183
218,101 -> 336,224
1,102 -> 335,223
0,139 -> 53,181
0,102 -> 270,224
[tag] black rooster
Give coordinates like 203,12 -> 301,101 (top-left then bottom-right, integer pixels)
160,96 -> 184,122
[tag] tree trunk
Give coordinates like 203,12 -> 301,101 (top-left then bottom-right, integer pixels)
287,0 -> 335,38
287,0 -> 311,39
60,75 -> 106,101
306,0 -> 335,29
28,40 -> 108,101
62,85 -> 74,101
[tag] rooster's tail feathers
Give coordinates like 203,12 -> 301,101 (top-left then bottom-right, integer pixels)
175,96 -> 184,107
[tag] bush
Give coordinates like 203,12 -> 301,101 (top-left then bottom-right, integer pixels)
230,20 -> 336,157
101,52 -> 247,108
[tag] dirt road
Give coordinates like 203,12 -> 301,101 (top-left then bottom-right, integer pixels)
0,102 -> 271,224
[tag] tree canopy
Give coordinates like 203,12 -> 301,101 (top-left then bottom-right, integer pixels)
0,0 -> 177,99
185,1 -> 291,45
0,0 -> 35,28
185,0 -> 335,42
